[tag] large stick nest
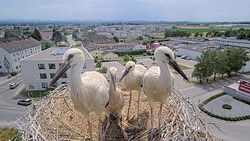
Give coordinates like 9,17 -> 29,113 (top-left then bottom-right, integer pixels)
16,84 -> 211,141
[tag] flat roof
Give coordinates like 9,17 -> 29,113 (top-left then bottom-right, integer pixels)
22,47 -> 93,61
215,38 -> 250,44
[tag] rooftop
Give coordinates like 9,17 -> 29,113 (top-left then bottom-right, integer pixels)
215,38 -> 250,44
22,47 -> 93,61
0,38 -> 40,53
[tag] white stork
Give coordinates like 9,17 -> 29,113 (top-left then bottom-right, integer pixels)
119,61 -> 147,121
143,46 -> 189,130
49,48 -> 109,141
105,67 -> 127,140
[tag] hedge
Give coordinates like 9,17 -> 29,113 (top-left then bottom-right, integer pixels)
222,104 -> 232,110
199,93 -> 250,121
113,50 -> 147,56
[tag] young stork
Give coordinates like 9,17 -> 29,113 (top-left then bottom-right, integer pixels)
49,48 -> 109,141
105,67 -> 127,140
143,46 -> 189,130
119,61 -> 147,120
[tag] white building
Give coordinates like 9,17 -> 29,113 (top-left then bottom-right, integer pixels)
20,47 -> 95,90
0,38 -> 41,73
214,38 -> 250,48
132,44 -> 147,51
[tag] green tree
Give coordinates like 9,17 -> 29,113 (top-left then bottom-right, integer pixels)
237,31 -> 247,39
224,29 -> 232,37
52,29 -> 63,44
100,66 -> 107,73
31,29 -> 42,41
194,32 -> 199,37
96,61 -> 102,68
199,32 -> 203,37
123,55 -> 129,61
113,36 -> 119,42
216,50 -> 229,78
206,32 -> 211,37
136,36 -> 143,40
130,56 -> 137,63
44,42 -> 51,49
226,48 -> 249,75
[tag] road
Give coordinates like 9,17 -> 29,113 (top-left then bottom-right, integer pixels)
0,74 -> 29,126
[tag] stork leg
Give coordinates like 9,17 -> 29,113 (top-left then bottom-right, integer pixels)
118,112 -> 128,141
98,118 -> 104,141
150,107 -> 154,140
104,114 -> 110,139
158,103 -> 163,130
126,91 -> 132,120
87,120 -> 93,141
137,92 -> 141,122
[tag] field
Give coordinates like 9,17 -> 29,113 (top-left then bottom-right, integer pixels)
174,26 -> 228,34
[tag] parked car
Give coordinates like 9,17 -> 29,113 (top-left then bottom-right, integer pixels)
17,99 -> 32,106
9,82 -> 19,89
181,55 -> 188,59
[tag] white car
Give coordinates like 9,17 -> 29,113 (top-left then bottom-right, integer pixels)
9,82 -> 19,89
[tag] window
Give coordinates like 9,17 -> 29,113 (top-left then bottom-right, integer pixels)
19,65 -> 21,68
40,73 -> 47,79
16,66 -> 18,69
38,64 -> 45,69
13,53 -> 15,56
49,64 -> 56,69
83,63 -> 86,69
50,73 -> 56,78
0,66 -> 2,69
14,59 -> 17,62
61,73 -> 67,78
41,82 -> 48,88
17,53 -> 19,55
61,82 -> 66,84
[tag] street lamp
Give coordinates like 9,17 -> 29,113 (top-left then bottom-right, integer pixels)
36,79 -> 42,97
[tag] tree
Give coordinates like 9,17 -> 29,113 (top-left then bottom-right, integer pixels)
44,42 -> 51,49
52,29 -> 63,44
100,66 -> 107,73
194,32 -> 199,37
31,29 -> 42,41
130,56 -> 137,63
136,36 -> 143,40
123,55 -> 129,61
226,48 -> 249,75
199,32 -> 203,37
96,60 -> 102,68
206,32 -> 211,37
224,29 -> 232,37
237,31 -> 246,39
216,50 -> 229,78
113,36 -> 119,42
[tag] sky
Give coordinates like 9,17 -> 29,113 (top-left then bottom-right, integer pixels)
0,0 -> 249,22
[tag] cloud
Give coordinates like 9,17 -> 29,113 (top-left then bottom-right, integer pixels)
0,0 -> 249,21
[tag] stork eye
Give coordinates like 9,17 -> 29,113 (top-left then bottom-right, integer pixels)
68,54 -> 74,61
164,53 -> 171,60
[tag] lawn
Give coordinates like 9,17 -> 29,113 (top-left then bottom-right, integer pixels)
0,127 -> 21,141
173,26 -> 228,34
19,88 -> 51,98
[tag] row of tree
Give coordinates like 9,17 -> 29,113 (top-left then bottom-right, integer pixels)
205,28 -> 250,39
164,30 -> 191,38
192,48 -> 249,83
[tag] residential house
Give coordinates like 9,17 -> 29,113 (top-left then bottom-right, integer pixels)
89,49 -> 105,59
132,44 -> 147,51
0,38 -> 41,73
40,31 -> 53,41
102,52 -> 119,61
20,47 -> 95,90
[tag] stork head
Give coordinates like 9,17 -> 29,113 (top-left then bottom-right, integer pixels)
119,61 -> 135,82
108,67 -> 117,91
155,46 -> 189,81
49,48 -> 85,87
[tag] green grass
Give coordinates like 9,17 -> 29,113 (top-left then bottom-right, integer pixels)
0,127 -> 21,141
19,88 -> 51,98
170,63 -> 190,71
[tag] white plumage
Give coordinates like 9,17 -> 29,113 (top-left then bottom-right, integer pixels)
120,61 -> 147,120
105,67 -> 127,140
49,48 -> 109,141
143,46 -> 189,130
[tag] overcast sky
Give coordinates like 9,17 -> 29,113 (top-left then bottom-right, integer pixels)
0,0 -> 249,22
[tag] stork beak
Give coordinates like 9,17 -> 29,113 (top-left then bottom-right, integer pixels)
169,60 -> 189,81
119,69 -> 129,82
49,61 -> 71,87
111,74 -> 117,91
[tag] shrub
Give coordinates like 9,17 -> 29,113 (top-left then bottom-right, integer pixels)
100,66 -> 107,73
10,71 -> 18,76
123,55 -> 130,61
222,104 -> 232,110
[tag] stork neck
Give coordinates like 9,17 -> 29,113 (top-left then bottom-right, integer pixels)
69,64 -> 83,90
109,78 -> 115,98
158,60 -> 171,79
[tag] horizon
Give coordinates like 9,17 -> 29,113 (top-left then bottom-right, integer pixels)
0,0 -> 250,22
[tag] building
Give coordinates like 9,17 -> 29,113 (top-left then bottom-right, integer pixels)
214,38 -> 250,48
89,49 -> 105,59
177,45 -> 204,60
20,47 -> 95,90
132,44 -> 147,51
0,38 -> 41,73
102,52 -> 119,61
40,31 -> 53,41
224,80 -> 250,102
